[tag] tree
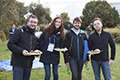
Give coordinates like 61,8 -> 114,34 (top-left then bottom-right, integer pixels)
81,0 -> 120,29
16,1 -> 29,25
0,0 -> 19,39
59,12 -> 71,29
29,2 -> 52,24
63,20 -> 73,29
60,12 -> 70,21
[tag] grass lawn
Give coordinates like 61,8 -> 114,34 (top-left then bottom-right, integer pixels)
0,41 -> 120,80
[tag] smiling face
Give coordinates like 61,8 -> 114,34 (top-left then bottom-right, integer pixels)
55,18 -> 61,29
27,17 -> 38,29
73,21 -> 81,30
93,20 -> 103,32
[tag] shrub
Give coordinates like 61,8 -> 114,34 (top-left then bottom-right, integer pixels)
63,20 -> 73,29
0,39 -> 2,43
104,28 -> 120,43
0,30 -> 6,42
115,23 -> 120,28
2,27 -> 10,39
39,25 -> 45,31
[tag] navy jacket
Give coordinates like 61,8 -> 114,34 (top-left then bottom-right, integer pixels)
88,29 -> 116,61
64,28 -> 89,63
7,26 -> 38,68
38,31 -> 64,64
9,28 -> 17,37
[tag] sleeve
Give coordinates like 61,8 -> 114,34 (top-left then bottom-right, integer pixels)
108,33 -> 116,60
64,32 -> 71,49
83,33 -> 89,62
88,35 -> 92,50
15,28 -> 18,31
37,32 -> 46,51
63,32 -> 70,63
7,29 -> 24,55
83,40 -> 89,62
84,33 -> 87,40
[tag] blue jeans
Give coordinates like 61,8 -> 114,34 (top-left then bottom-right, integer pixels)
44,64 -> 58,80
69,58 -> 83,80
91,59 -> 111,80
13,66 -> 31,80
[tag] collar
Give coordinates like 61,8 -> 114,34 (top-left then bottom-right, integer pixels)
95,28 -> 103,35
22,26 -> 35,35
71,28 -> 85,34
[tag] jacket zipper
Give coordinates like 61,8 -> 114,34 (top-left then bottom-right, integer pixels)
77,35 -> 79,59
27,35 -> 33,67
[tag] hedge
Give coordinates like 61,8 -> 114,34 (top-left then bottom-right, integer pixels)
104,28 -> 120,43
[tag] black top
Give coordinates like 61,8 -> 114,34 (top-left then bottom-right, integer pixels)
64,29 -> 89,63
38,30 -> 65,64
7,26 -> 38,68
88,29 -> 116,61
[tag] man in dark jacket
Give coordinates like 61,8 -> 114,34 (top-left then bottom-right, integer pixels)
6,24 -> 17,51
64,17 -> 89,80
88,18 -> 116,80
9,24 -> 17,38
7,15 -> 38,80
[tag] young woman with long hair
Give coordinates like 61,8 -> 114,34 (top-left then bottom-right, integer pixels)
38,16 -> 65,80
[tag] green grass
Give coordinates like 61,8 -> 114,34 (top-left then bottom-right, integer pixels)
0,42 -> 120,80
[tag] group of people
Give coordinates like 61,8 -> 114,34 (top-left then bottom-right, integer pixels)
7,15 -> 116,80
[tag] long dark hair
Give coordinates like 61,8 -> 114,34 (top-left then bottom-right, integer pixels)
45,16 -> 65,40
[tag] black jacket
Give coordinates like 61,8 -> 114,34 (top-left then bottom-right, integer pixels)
38,31 -> 64,64
88,29 -> 116,61
64,28 -> 88,63
7,26 -> 38,68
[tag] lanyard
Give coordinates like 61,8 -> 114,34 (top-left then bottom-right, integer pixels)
49,35 -> 56,44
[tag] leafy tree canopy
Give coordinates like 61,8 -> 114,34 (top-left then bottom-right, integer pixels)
0,0 -> 52,40
81,0 -> 120,29
29,2 -> 52,24
0,0 -> 19,39
60,12 -> 70,21
59,12 -> 72,29
16,1 -> 29,25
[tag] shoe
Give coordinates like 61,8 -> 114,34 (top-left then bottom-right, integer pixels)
6,49 -> 9,51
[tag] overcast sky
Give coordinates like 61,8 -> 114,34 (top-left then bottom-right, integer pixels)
17,0 -> 120,20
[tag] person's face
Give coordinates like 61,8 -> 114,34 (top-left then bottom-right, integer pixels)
55,18 -> 61,29
12,24 -> 15,29
73,21 -> 81,30
93,20 -> 103,31
27,17 -> 38,29
88,25 -> 90,28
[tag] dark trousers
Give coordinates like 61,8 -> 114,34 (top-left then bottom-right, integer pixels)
44,64 -> 58,80
13,66 -> 31,80
70,58 -> 83,80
